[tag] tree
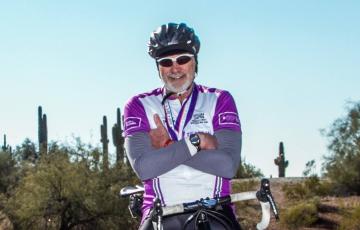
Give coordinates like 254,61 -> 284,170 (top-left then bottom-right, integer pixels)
303,159 -> 316,177
4,141 -> 139,229
235,159 -> 264,179
322,101 -> 360,195
13,138 -> 37,163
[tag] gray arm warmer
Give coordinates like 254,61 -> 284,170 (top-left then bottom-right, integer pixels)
125,129 -> 242,180
125,133 -> 192,180
184,130 -> 242,178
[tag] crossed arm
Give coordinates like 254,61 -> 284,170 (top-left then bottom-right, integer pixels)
125,114 -> 242,181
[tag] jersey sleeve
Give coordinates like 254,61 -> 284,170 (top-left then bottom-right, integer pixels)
123,96 -> 150,137
212,91 -> 242,132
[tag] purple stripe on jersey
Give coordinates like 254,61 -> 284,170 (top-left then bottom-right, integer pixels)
156,178 -> 165,205
141,178 -> 167,224
174,97 -> 190,132
213,177 -> 231,198
196,84 -> 218,94
183,85 -> 199,131
163,106 -> 178,141
140,209 -> 150,225
197,84 -> 206,93
213,176 -> 219,197
220,178 -> 231,197
217,177 -> 222,196
137,87 -> 163,98
141,179 -> 156,224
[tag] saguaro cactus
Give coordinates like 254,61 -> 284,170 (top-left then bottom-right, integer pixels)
101,116 -> 109,171
2,134 -> 6,152
38,106 -> 48,156
112,108 -> 125,164
2,134 -> 10,152
274,142 -> 289,177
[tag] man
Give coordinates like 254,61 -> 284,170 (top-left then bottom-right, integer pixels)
124,23 -> 242,229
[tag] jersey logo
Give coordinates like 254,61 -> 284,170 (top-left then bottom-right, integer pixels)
218,112 -> 240,126
190,113 -> 208,125
124,117 -> 141,130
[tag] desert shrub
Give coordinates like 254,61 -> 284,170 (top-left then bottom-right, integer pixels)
232,179 -> 258,193
282,181 -> 308,201
280,199 -> 319,229
282,175 -> 332,201
338,205 -> 360,230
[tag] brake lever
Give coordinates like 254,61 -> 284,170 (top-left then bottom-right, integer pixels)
256,178 -> 280,220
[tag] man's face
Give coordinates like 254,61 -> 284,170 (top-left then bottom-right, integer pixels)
157,52 -> 196,93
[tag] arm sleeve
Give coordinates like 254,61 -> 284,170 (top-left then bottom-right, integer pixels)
125,132 -> 193,180
183,129 -> 242,178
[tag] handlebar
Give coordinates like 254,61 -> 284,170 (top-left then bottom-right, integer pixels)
152,178 -> 279,230
120,178 -> 279,230
120,184 -> 144,197
158,191 -> 271,230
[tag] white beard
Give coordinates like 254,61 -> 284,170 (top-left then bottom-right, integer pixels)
162,73 -> 194,94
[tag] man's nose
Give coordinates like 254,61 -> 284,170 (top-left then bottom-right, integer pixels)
170,62 -> 181,73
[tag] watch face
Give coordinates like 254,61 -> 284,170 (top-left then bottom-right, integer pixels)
190,134 -> 200,146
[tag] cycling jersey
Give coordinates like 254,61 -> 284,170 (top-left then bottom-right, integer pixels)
124,83 -> 242,224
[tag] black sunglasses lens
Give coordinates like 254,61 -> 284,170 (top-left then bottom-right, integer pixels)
176,56 -> 191,65
159,59 -> 173,67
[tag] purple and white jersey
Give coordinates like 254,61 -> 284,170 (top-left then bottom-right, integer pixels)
123,83 -> 241,216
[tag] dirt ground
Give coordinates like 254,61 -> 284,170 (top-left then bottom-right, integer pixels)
0,211 -> 13,230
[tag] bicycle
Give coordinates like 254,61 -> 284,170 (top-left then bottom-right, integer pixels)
120,178 -> 279,230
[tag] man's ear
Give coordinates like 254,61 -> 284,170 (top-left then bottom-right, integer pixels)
156,61 -> 161,79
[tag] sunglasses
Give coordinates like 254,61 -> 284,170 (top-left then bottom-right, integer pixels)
157,54 -> 194,67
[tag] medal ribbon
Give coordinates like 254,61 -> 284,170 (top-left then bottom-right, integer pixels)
163,85 -> 199,141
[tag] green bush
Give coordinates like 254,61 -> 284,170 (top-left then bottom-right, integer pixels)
282,175 -> 332,201
280,199 -> 319,229
305,176 -> 333,196
338,206 -> 360,230
282,182 -> 308,201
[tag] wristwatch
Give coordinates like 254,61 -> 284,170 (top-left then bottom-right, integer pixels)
189,133 -> 201,152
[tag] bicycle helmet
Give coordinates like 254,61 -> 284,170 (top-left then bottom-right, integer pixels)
148,23 -> 200,58
148,23 -> 200,72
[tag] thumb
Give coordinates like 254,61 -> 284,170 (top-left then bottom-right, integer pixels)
153,114 -> 164,129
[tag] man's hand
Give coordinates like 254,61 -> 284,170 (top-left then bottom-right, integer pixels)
198,133 -> 218,150
149,114 -> 171,149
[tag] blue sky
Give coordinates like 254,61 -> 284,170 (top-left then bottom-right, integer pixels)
1,1 -> 359,177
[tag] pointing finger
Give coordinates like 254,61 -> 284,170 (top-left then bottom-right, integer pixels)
153,114 -> 164,129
